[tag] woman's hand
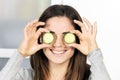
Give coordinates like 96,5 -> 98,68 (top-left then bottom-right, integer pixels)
69,18 -> 98,55
18,20 -> 50,57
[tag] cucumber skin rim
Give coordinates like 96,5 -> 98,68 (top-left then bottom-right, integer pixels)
63,32 -> 76,44
42,32 -> 55,44
41,32 -> 76,44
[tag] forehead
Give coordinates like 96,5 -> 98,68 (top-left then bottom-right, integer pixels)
45,16 -> 74,34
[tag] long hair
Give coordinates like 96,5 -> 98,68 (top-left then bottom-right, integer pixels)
30,5 -> 90,80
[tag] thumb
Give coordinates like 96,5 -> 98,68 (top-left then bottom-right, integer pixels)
36,44 -> 50,51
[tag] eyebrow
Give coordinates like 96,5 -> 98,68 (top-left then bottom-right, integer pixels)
49,30 -> 70,34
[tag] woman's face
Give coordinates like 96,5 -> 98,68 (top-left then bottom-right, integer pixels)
43,16 -> 75,64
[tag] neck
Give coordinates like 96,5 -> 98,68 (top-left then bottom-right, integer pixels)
49,60 -> 69,80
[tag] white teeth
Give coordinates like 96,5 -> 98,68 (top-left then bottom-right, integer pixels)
52,50 -> 65,54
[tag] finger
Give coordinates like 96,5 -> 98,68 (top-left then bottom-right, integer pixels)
70,30 -> 83,40
33,21 -> 45,28
83,17 -> 92,32
29,43 -> 50,55
24,20 -> 39,32
35,22 -> 45,27
36,43 -> 51,51
32,21 -> 45,31
28,19 -> 39,28
35,28 -> 49,39
25,21 -> 45,35
73,19 -> 87,33
93,21 -> 97,37
33,22 -> 45,31
30,19 -> 39,25
24,22 -> 32,31
27,19 -> 45,29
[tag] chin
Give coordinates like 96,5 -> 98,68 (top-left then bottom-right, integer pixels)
49,58 -> 70,65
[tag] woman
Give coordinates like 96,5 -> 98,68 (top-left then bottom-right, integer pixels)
0,5 -> 111,80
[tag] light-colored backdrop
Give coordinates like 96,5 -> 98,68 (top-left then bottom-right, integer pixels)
0,0 -> 51,48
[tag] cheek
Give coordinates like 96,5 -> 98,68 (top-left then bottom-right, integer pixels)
43,48 -> 53,59
43,48 -> 49,55
70,48 -> 75,55
67,47 -> 75,58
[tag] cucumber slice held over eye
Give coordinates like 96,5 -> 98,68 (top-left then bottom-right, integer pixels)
42,32 -> 54,44
64,32 -> 76,44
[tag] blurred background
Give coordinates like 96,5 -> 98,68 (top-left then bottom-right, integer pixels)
0,0 -> 51,48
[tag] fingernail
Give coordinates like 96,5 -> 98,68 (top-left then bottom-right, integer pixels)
94,21 -> 97,26
73,19 -> 78,23
41,22 -> 45,25
83,17 -> 86,21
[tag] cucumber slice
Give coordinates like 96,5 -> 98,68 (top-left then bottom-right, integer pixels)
64,32 -> 75,44
42,32 -> 54,44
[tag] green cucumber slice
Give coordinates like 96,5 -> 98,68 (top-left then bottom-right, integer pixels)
42,32 -> 54,44
64,33 -> 75,44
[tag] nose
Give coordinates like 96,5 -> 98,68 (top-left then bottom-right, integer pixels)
53,35 -> 64,48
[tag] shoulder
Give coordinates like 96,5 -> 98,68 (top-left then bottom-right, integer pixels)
16,67 -> 34,80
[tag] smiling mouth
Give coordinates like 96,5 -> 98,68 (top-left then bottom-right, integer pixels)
50,49 -> 67,54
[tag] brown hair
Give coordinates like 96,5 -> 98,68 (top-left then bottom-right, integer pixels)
30,5 -> 90,80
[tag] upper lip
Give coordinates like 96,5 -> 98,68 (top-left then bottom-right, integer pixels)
51,49 -> 67,54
